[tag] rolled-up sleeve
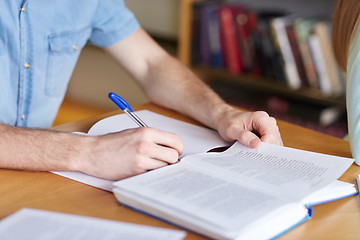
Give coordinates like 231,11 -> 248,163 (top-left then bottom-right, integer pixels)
89,0 -> 140,47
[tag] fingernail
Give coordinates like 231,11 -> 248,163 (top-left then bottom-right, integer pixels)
249,137 -> 260,148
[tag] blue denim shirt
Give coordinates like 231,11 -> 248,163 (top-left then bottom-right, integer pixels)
0,0 -> 140,128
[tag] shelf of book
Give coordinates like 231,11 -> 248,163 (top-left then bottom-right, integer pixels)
178,0 -> 346,109
193,66 -> 345,107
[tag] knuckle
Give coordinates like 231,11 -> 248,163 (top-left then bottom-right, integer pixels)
254,111 -> 269,119
226,121 -> 239,132
135,127 -> 151,139
135,141 -> 151,155
269,116 -> 276,123
131,158 -> 146,172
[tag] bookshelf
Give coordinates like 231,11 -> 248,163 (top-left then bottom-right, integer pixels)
177,0 -> 345,108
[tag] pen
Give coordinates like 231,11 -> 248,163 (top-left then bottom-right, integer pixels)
108,92 -> 148,127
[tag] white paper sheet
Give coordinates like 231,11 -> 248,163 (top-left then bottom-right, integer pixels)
0,208 -> 186,240
87,110 -> 229,157
52,110 -> 230,191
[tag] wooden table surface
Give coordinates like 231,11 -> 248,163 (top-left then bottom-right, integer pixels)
1,103 -> 359,239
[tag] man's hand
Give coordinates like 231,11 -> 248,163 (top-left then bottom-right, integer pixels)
79,127 -> 184,180
215,106 -> 283,148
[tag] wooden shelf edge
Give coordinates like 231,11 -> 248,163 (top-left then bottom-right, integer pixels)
193,67 -> 346,107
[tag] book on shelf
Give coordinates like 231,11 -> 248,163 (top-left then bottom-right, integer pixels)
313,21 -> 344,96
256,10 -> 288,84
270,17 -> 302,89
203,3 -> 224,68
233,6 -> 261,76
191,1 -> 207,66
54,110 -> 356,240
293,18 -> 319,89
308,33 -> 333,95
199,1 -> 223,66
199,4 -> 211,66
285,21 -> 308,87
190,2 -> 344,97
218,5 -> 243,74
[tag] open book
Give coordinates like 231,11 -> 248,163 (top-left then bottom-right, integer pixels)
53,110 -> 356,239
112,141 -> 355,240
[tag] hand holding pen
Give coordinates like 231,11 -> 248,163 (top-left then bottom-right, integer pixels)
91,92 -> 184,179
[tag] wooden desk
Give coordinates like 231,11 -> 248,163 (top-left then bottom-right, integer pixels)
1,103 -> 359,239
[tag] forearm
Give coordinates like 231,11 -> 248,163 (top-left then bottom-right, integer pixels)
0,124 -> 88,171
140,54 -> 232,130
105,28 -> 282,147
105,29 -> 231,130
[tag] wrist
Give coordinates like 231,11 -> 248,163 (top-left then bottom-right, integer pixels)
212,104 -> 237,130
62,133 -> 94,173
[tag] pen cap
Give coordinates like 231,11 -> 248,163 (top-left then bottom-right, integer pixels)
108,92 -> 133,112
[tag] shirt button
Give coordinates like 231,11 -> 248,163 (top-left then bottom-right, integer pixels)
24,63 -> 30,69
20,7 -> 26,13
73,44 -> 79,51
21,115 -> 26,121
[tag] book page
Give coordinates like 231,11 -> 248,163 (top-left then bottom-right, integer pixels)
183,141 -> 354,200
0,208 -> 186,240
114,162 -> 291,232
302,180 -> 356,206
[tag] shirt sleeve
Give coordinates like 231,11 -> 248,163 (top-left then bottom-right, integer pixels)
89,0 -> 140,47
347,47 -> 360,165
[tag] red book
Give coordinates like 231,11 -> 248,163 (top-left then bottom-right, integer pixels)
233,7 -> 261,76
218,6 -> 243,74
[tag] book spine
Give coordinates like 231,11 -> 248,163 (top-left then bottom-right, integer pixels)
191,2 -> 202,66
257,18 -> 286,83
313,22 -> 344,96
199,6 -> 211,66
234,8 -> 261,76
270,17 -> 302,89
207,5 -> 224,68
246,11 -> 262,76
285,24 -> 308,87
293,19 -> 319,89
308,34 -> 332,95
218,6 -> 243,74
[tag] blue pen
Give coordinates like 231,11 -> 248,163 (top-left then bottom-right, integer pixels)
108,92 -> 148,127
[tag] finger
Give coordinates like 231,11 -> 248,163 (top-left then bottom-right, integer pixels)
261,131 -> 283,146
237,130 -> 261,148
143,158 -> 170,171
148,128 -> 184,155
252,114 -> 283,145
148,142 -> 180,164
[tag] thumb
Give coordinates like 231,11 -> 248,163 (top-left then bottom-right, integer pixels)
237,130 -> 261,148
